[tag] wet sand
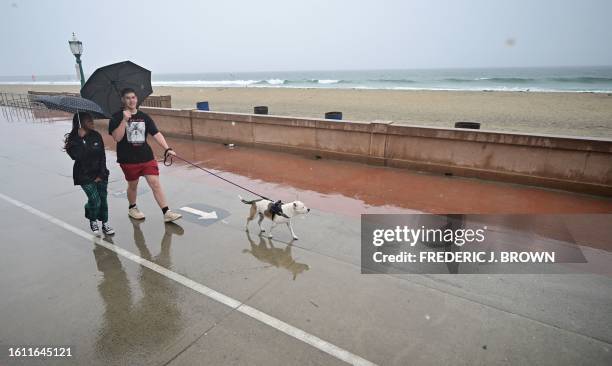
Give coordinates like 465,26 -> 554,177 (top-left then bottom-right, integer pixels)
4,84 -> 612,138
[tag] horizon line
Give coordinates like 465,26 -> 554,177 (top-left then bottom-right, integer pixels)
1,64 -> 612,79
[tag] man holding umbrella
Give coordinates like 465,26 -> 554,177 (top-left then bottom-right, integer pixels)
108,88 -> 182,222
82,61 -> 181,223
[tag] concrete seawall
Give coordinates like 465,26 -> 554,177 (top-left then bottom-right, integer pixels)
131,107 -> 612,196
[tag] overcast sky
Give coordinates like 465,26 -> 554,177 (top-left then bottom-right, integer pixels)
1,0 -> 611,76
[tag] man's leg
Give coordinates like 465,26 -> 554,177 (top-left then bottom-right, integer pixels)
142,160 -> 181,222
121,163 -> 146,220
144,174 -> 167,209
127,179 -> 139,206
126,179 -> 146,220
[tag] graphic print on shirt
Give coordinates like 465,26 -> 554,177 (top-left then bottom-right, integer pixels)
127,121 -> 146,145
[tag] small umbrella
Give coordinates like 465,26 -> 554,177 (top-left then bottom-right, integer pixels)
80,61 -> 153,117
33,95 -> 108,119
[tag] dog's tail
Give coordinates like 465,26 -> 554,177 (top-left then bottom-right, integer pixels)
239,195 -> 263,204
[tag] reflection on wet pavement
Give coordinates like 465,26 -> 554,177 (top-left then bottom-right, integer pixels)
93,221 -> 184,361
244,231 -> 309,280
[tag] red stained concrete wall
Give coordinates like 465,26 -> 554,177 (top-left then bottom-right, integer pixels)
138,107 -> 612,196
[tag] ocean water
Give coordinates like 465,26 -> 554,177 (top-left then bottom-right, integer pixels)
2,66 -> 612,93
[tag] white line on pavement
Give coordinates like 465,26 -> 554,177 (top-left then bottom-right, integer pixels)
0,192 -> 377,366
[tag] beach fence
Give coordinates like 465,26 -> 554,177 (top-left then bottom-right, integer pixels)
0,92 -> 65,123
26,91 -> 172,108
0,91 -> 173,123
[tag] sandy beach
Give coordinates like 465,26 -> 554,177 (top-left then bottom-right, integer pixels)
3,84 -> 612,138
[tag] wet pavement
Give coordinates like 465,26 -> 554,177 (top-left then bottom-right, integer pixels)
1,109 -> 611,365
146,133 -> 612,216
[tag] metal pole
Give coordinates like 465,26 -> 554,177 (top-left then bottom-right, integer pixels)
75,54 -> 85,88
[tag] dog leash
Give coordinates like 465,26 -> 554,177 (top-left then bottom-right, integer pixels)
163,150 -> 272,201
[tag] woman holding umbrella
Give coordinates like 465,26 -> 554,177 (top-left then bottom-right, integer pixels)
64,112 -> 114,235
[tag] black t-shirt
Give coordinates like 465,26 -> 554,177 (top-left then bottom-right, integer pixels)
108,110 -> 159,164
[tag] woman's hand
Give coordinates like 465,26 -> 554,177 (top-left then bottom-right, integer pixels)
78,128 -> 86,138
94,177 -> 102,183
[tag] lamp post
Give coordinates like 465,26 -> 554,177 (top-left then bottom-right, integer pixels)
68,33 -> 85,87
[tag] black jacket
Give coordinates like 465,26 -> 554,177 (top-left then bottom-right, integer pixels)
66,130 -> 109,185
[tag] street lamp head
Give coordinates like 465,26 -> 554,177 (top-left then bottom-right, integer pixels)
68,32 -> 83,57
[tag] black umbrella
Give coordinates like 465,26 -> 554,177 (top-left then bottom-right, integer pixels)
80,60 -> 153,117
33,95 -> 108,119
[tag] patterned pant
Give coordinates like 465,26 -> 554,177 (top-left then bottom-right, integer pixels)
81,181 -> 109,222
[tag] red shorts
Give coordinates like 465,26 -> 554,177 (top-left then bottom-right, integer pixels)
119,160 -> 159,181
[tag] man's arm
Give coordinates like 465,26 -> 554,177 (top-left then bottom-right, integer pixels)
152,132 -> 175,155
110,110 -> 131,142
111,120 -> 127,142
146,114 -> 176,155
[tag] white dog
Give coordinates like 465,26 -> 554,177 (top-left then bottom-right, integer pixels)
239,196 -> 310,240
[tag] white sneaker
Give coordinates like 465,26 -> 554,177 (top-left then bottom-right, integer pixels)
164,209 -> 182,223
128,206 -> 145,220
